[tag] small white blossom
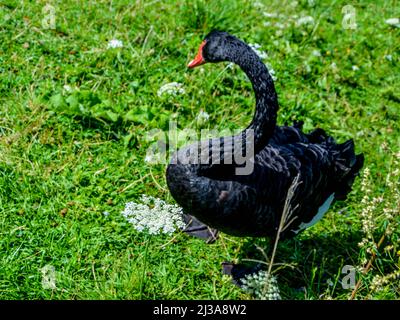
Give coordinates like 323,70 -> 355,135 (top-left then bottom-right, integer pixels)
296,16 -> 314,26
63,84 -> 73,92
157,82 -> 185,97
241,271 -> 281,300
275,22 -> 286,29
385,54 -> 393,61
253,1 -> 264,8
308,0 -> 316,6
144,153 -> 155,163
352,65 -> 359,71
263,12 -> 278,18
266,63 -> 277,81
107,39 -> 124,49
312,49 -> 321,57
385,18 -> 400,27
122,195 -> 185,235
103,211 -> 110,217
196,109 -> 210,125
249,43 -> 269,60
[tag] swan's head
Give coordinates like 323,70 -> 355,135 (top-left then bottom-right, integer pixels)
188,30 -> 238,68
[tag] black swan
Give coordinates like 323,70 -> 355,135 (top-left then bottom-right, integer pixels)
166,31 -> 364,241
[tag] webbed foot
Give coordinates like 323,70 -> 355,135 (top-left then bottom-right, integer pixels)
182,214 -> 219,244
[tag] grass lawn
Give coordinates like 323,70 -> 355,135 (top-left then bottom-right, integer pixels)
0,0 -> 399,299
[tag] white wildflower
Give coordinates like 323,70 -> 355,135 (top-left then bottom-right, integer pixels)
253,1 -> 264,8
275,22 -> 286,29
241,271 -> 281,300
330,62 -> 338,72
157,82 -> 185,97
370,270 -> 400,292
385,54 -> 393,61
107,39 -> 124,49
385,18 -> 400,27
196,109 -> 210,125
352,65 -> 359,71
263,12 -> 278,18
103,211 -> 110,217
312,49 -> 321,57
122,195 -> 185,235
296,16 -> 315,26
263,21 -> 272,27
249,43 -> 269,60
63,84 -> 73,92
266,63 -> 277,81
144,153 -> 155,163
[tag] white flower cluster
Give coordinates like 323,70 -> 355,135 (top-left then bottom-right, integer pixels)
296,16 -> 314,26
196,109 -> 210,125
241,271 -> 281,300
122,195 -> 186,235
312,49 -> 322,57
384,54 -> 393,61
260,9 -> 315,30
248,43 -> 269,60
157,82 -> 185,97
63,84 -> 73,92
358,152 -> 400,251
358,168 -> 378,252
266,63 -> 277,81
107,39 -> 124,49
370,269 -> 400,292
252,1 -> 265,8
248,43 -> 277,81
263,12 -> 278,18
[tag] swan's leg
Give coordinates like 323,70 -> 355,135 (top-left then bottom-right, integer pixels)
182,213 -> 219,244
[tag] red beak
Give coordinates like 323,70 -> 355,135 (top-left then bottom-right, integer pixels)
188,41 -> 206,68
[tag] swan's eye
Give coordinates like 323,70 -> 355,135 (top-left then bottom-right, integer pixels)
188,40 -> 207,68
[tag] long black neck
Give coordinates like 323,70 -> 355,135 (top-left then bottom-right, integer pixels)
227,41 -> 279,152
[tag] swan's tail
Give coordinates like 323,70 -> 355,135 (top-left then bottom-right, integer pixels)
330,139 -> 364,200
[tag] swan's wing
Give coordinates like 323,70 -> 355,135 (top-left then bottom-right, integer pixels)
249,142 -> 337,236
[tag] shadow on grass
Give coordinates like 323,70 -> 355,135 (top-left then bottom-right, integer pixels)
231,230 -> 364,299
74,115 -> 124,134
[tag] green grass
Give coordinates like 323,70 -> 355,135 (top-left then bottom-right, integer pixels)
0,0 -> 399,300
